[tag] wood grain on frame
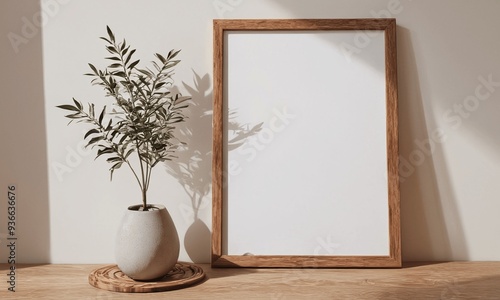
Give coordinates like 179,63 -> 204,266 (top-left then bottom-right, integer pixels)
212,19 -> 400,268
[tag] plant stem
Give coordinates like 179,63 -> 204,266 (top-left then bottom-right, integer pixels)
145,166 -> 152,197
141,187 -> 147,211
136,143 -> 147,210
124,160 -> 143,191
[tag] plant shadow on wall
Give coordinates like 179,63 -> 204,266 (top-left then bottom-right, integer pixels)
166,71 -> 262,263
248,1 -> 468,261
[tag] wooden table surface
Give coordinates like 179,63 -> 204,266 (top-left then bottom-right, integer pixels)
1,262 -> 499,299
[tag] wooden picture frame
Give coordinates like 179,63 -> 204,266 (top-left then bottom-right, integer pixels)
212,19 -> 400,268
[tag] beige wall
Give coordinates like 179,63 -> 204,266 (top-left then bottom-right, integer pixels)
1,0 -> 500,263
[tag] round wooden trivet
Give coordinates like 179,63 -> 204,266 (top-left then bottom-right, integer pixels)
88,262 -> 205,293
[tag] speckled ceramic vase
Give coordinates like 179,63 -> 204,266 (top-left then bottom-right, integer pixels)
115,204 -> 180,281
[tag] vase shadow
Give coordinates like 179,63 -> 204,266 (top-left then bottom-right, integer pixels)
184,218 -> 212,263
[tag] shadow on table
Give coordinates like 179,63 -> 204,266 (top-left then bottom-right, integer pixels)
401,261 -> 454,269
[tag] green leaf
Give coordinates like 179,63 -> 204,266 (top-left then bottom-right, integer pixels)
119,134 -> 128,144
109,162 -> 123,181
56,104 -> 79,111
128,59 -> 140,70
167,49 -> 181,60
106,26 -> 115,42
72,98 -> 82,110
84,129 -> 99,139
105,56 -> 120,61
152,61 -> 161,72
89,103 -> 95,118
98,106 -> 106,125
106,46 -> 117,54
112,71 -> 127,78
109,63 -> 122,68
64,113 -> 82,119
87,136 -> 104,146
155,82 -> 166,89
124,148 -> 134,159
165,60 -> 180,68
124,49 -> 136,65
106,156 -> 122,163
99,37 -> 112,44
155,53 -> 167,64
168,118 -> 184,124
105,119 -> 112,131
88,63 -> 98,75
96,147 -> 115,159
109,130 -> 119,139
153,143 -> 165,150
137,76 -> 149,87
122,45 -> 130,56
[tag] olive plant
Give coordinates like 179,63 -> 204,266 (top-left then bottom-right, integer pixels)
57,26 -> 189,210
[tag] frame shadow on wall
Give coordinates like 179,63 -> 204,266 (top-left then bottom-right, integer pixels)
396,26 -> 467,260
263,0 -> 469,261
